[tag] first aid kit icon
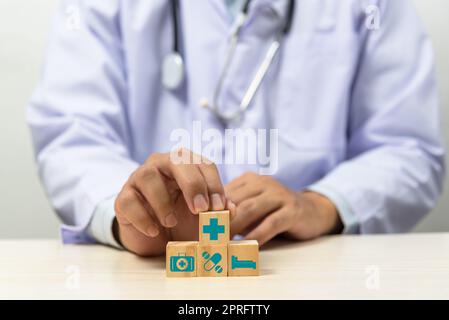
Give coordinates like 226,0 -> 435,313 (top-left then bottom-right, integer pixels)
170,253 -> 195,272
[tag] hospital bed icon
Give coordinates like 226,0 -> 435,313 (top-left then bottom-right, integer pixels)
231,255 -> 257,270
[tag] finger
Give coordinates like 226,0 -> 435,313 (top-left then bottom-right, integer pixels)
244,209 -> 290,246
171,163 -> 210,213
151,152 -> 210,214
224,172 -> 257,194
225,180 -> 263,205
133,165 -> 177,228
115,188 -> 160,238
118,223 -> 169,257
198,162 -> 226,210
224,178 -> 246,195
231,192 -> 282,235
227,199 -> 237,221
115,186 -> 136,226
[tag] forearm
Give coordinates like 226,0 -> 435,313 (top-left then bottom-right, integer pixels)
302,192 -> 343,235
284,192 -> 343,241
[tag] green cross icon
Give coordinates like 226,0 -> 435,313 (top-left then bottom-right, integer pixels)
178,260 -> 187,268
203,218 -> 225,241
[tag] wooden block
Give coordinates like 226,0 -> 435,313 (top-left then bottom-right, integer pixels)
199,210 -> 230,245
196,244 -> 228,277
166,241 -> 198,277
228,240 -> 259,276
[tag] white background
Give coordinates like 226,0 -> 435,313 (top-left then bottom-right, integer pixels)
0,0 -> 448,238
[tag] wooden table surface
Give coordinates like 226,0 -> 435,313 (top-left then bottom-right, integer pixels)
1,233 -> 448,299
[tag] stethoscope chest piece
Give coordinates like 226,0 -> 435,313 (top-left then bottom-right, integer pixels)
162,52 -> 184,90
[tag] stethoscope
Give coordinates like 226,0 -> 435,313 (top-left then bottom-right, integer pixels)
162,0 -> 296,125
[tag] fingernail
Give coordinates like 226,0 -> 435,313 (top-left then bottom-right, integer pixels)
165,213 -> 178,228
211,193 -> 224,210
147,226 -> 160,238
193,194 -> 208,213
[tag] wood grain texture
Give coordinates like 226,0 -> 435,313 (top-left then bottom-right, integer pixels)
228,240 -> 259,277
199,210 -> 230,245
166,241 -> 198,277
197,244 -> 228,277
1,234 -> 449,299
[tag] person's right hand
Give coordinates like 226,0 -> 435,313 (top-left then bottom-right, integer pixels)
114,149 -> 230,256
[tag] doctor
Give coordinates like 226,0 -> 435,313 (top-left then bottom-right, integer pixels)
28,0 -> 444,256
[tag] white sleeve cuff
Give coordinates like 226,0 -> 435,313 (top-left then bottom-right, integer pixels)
307,184 -> 360,234
87,196 -> 123,249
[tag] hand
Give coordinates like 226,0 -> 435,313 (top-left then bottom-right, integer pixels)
114,149 -> 230,256
225,172 -> 343,245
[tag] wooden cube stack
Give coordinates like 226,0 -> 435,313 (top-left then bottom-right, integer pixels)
166,210 -> 260,277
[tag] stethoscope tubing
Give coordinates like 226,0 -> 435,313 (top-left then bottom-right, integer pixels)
166,0 -> 295,125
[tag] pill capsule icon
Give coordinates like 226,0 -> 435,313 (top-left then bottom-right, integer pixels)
202,251 -> 223,273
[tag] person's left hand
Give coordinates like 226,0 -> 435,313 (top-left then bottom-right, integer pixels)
225,172 -> 343,245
